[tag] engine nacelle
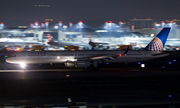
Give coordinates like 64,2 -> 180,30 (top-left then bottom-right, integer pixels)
64,61 -> 76,67
64,60 -> 97,68
76,60 -> 91,67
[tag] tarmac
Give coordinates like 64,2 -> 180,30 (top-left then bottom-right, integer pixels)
0,50 -> 179,106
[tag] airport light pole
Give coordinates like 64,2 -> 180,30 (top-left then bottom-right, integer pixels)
78,21 -> 83,36
45,21 -> 49,30
69,22 -> 73,31
59,21 -> 62,31
109,21 -> 112,37
119,21 -> 123,28
161,21 -> 165,28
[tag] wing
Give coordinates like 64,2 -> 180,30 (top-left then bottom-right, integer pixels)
76,47 -> 129,62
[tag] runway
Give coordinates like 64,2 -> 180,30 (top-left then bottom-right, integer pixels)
0,68 -> 179,106
0,51 -> 179,106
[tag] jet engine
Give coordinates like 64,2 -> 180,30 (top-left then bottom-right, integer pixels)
76,60 -> 90,67
64,61 -> 76,67
64,60 -> 97,67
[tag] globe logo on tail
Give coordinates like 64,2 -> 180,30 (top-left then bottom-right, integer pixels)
146,37 -> 163,51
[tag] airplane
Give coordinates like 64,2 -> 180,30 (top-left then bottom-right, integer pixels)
5,27 -> 171,69
0,38 -> 43,50
87,34 -> 109,48
46,34 -> 91,50
46,34 -> 109,50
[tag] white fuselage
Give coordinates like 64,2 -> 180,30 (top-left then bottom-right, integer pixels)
5,50 -> 169,64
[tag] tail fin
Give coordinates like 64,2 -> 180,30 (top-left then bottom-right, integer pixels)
47,34 -> 53,42
145,27 -> 171,51
88,34 -> 91,42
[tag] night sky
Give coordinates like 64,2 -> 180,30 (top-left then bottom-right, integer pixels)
0,0 -> 180,27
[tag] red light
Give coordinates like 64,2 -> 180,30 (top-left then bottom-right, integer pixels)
69,22 -> 72,24
161,21 -> 165,23
59,21 -> 62,23
35,21 -> 38,24
41,23 -> 44,25
109,21 -> 112,23
6,48 -> 10,50
119,54 -> 122,56
47,34 -> 52,41
131,25 -> 134,30
1,22 -> 4,24
79,21 -> 83,23
105,22 -> 108,24
133,18 -> 136,19
46,21 -> 49,23
88,34 -> 91,41
119,21 -> 122,24
152,28 -> 155,30
170,21 -> 173,23
30,23 -> 33,25
16,48 -> 20,51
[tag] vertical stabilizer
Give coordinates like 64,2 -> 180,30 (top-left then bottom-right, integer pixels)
88,34 -> 92,42
145,27 -> 171,51
47,34 -> 53,42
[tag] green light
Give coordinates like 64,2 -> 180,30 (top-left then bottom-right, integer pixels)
4,56 -> 8,58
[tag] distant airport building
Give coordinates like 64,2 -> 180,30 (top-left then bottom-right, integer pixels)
130,18 -> 153,29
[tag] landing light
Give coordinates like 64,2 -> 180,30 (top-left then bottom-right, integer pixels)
20,63 -> 26,69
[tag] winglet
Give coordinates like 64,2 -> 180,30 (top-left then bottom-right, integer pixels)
123,47 -> 129,55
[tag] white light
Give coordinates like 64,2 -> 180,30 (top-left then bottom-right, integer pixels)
169,23 -> 173,26
20,63 -> 26,69
155,24 -> 160,27
54,26 -> 58,29
150,34 -> 154,37
68,98 -> 71,102
57,56 -> 60,59
66,75 -> 70,77
63,25 -> 67,29
141,64 -> 145,68
176,48 -> 180,50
